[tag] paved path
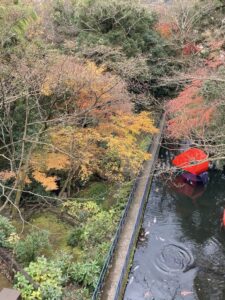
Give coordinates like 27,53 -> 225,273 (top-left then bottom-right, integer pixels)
101,115 -> 165,300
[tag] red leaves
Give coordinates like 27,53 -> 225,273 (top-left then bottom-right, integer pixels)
166,69 -> 215,139
182,43 -> 200,56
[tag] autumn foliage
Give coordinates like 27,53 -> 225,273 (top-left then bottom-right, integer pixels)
166,76 -> 214,139
156,22 -> 177,39
166,56 -> 225,140
0,56 -> 157,193
31,111 -> 157,191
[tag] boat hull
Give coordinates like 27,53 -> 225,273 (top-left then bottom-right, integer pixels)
181,171 -> 209,185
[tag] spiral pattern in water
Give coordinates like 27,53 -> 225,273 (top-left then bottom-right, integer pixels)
155,244 -> 194,274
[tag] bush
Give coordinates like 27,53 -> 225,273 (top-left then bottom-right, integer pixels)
63,201 -> 100,223
54,252 -> 73,284
63,288 -> 90,300
82,210 -> 116,248
67,228 -> 83,247
69,260 -> 100,290
84,241 -> 111,268
14,257 -> 63,300
0,215 -> 16,248
53,0 -> 168,57
15,230 -> 50,265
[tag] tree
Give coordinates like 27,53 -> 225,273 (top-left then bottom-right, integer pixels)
0,49 -> 157,215
51,0 -> 179,109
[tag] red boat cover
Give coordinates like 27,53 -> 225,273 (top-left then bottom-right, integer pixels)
172,148 -> 209,175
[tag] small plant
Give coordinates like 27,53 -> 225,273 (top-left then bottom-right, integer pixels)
54,252 -> 73,284
67,228 -> 83,248
63,287 -> 90,300
15,230 -> 50,265
82,210 -> 116,248
14,256 -> 63,300
0,215 -> 17,248
69,260 -> 100,290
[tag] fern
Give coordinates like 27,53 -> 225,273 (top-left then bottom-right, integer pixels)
0,4 -> 37,48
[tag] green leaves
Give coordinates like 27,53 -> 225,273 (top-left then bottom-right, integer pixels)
69,260 -> 100,290
15,230 -> 50,265
0,4 -> 37,49
0,215 -> 16,248
15,257 -> 63,300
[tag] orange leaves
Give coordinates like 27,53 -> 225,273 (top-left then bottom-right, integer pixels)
156,22 -> 174,39
96,112 -> 157,181
32,152 -> 70,172
41,55 -> 131,119
32,171 -> 58,191
30,111 -> 157,189
0,171 -> 15,182
29,56 -> 157,189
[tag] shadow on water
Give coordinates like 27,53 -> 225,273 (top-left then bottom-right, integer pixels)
124,145 -> 225,300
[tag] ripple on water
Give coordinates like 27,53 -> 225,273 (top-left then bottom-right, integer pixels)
155,243 -> 194,274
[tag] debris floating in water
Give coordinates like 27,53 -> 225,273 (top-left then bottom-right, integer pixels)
159,237 -> 165,241
153,217 -> 157,223
144,291 -> 152,298
133,265 -> 140,271
181,290 -> 194,296
145,231 -> 150,236
129,276 -> 134,285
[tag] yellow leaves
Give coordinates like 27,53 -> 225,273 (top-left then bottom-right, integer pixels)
32,153 -> 70,172
32,111 -> 156,187
32,171 -> 58,191
7,232 -> 20,246
86,60 -> 106,75
41,81 -> 52,96
40,55 -> 130,119
31,153 -> 69,191
45,153 -> 70,171
34,54 -> 157,188
112,111 -> 158,136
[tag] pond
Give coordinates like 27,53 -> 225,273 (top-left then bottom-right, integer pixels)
124,146 -> 225,300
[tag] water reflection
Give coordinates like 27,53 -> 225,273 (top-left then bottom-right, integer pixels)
124,161 -> 225,299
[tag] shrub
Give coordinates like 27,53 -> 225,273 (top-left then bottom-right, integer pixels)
14,257 -> 63,300
15,230 -> 50,265
53,0 -> 169,58
84,241 -> 111,268
67,228 -> 83,248
54,252 -> 73,284
0,215 -> 16,248
63,287 -> 90,300
63,201 -> 100,223
82,210 -> 116,248
69,260 -> 100,290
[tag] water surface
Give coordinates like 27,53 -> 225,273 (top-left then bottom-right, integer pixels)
124,149 -> 225,300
